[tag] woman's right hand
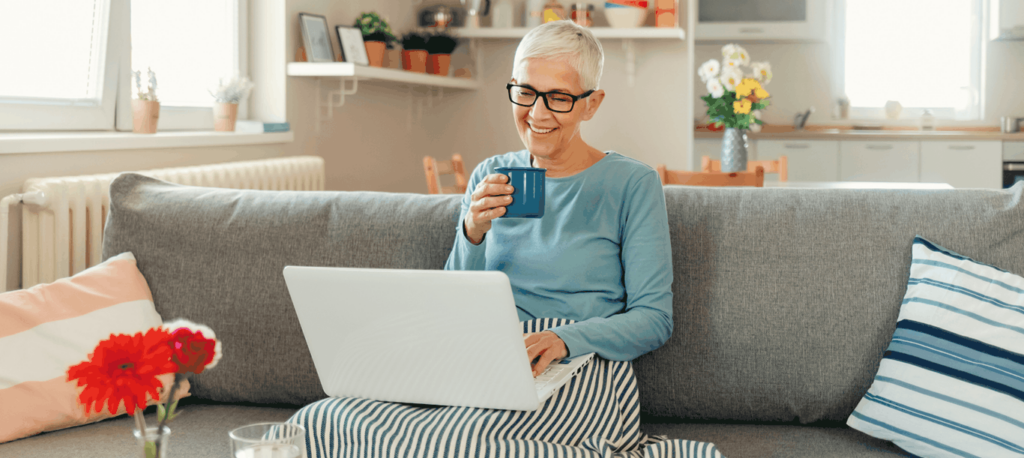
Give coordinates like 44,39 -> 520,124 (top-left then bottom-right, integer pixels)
464,173 -> 516,245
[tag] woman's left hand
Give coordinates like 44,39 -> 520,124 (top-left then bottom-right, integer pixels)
523,331 -> 568,377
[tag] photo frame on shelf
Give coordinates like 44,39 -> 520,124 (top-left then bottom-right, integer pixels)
298,12 -> 335,63
336,26 -> 369,66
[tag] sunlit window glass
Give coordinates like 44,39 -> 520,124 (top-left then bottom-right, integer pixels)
131,0 -> 236,107
844,0 -> 974,109
0,0 -> 106,101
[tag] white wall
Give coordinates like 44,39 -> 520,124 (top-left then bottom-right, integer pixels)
292,0 -> 697,193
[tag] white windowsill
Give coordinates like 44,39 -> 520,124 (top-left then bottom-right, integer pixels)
0,130 -> 294,155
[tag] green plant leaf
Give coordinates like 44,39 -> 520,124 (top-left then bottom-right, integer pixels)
145,441 -> 157,458
157,404 -> 166,423
167,400 -> 181,421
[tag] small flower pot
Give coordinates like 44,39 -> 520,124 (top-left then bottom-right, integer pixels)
213,102 -> 239,132
364,41 -> 386,67
131,99 -> 160,134
427,54 -> 451,76
402,50 -> 428,73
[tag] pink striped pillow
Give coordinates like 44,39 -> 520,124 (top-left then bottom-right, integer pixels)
0,252 -> 190,443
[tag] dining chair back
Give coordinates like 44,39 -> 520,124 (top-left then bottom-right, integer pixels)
423,154 -> 468,195
701,156 -> 788,182
656,165 -> 765,187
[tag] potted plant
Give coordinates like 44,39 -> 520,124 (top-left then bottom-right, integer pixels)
132,67 -> 160,134
208,76 -> 255,132
355,12 -> 397,68
401,31 -> 430,73
426,30 -> 458,76
697,44 -> 772,172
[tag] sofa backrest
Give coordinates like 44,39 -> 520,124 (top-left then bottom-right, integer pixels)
635,183 -> 1024,424
104,173 -> 1024,424
104,174 -> 463,406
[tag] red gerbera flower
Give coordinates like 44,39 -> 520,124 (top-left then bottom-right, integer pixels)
67,328 -> 177,416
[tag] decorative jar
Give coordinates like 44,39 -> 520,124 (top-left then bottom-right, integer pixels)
721,128 -> 749,173
213,102 -> 239,132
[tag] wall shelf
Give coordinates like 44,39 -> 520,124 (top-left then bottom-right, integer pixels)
453,27 -> 685,40
287,62 -> 480,89
287,63 -> 480,132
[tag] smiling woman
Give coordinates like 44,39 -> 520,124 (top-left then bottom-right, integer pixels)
281,20 -> 719,457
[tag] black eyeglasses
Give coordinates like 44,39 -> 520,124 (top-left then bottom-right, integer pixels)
506,83 -> 595,113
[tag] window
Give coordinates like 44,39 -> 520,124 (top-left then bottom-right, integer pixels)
0,0 -> 246,132
0,0 -> 118,130
836,0 -> 984,120
126,0 -> 247,130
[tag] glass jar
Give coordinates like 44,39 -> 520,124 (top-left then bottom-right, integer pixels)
571,3 -> 594,26
543,0 -> 566,22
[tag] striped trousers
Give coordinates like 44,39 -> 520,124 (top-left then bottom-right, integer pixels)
287,318 -> 723,458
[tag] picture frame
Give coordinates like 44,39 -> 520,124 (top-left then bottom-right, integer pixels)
336,26 -> 369,66
298,12 -> 335,63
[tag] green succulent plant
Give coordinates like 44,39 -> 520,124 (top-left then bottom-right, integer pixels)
401,32 -> 429,51
426,30 -> 458,55
355,12 -> 398,49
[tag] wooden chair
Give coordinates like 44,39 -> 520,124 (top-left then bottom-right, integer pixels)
701,155 -> 788,182
656,164 -> 765,187
423,154 -> 468,194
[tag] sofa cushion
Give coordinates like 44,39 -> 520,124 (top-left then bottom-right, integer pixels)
0,402 -> 298,458
847,236 -> 1024,457
633,184 -> 1024,423
641,421 -> 912,457
0,252 -> 188,443
102,174 -> 463,405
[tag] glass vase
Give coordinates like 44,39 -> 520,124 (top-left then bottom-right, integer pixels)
721,128 -> 749,173
134,426 -> 171,458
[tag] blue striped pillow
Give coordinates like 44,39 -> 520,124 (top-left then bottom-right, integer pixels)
848,236 -> 1024,457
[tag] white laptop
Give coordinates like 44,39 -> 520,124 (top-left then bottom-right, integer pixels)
282,266 -> 595,411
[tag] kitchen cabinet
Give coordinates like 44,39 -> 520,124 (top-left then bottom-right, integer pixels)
696,0 -> 828,42
756,140 -> 839,182
839,141 -> 920,182
920,141 -> 1002,189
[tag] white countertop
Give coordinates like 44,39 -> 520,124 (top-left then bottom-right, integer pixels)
695,129 -> 1024,142
763,181 -> 955,189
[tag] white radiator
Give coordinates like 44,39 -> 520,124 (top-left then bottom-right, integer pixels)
1,156 -> 325,292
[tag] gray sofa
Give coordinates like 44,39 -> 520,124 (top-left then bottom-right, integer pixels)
6,173 -> 1023,458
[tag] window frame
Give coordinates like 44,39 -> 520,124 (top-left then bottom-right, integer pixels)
832,0 -> 986,122
0,0 -> 248,133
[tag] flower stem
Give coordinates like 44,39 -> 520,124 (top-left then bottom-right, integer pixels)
157,373 -> 186,436
134,410 -> 148,442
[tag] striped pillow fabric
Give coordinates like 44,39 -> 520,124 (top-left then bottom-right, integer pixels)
847,236 -> 1024,457
0,252 -> 189,443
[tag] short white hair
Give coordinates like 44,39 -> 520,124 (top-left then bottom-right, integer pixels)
512,21 -> 604,91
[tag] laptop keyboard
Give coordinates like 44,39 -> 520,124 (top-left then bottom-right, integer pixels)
534,359 -> 574,394
533,364 -> 558,392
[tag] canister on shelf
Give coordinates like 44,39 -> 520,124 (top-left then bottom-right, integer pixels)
571,3 -> 594,26
492,0 -> 514,27
525,0 -> 545,27
543,0 -> 567,23
655,0 -> 676,27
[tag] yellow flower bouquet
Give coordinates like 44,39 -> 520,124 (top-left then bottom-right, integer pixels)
698,44 -> 772,132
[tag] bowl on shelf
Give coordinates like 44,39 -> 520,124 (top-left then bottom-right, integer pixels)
604,3 -> 647,28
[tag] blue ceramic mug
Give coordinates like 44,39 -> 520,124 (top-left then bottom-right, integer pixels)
494,166 -> 546,218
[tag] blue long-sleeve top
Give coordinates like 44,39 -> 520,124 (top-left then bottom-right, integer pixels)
444,150 -> 673,361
